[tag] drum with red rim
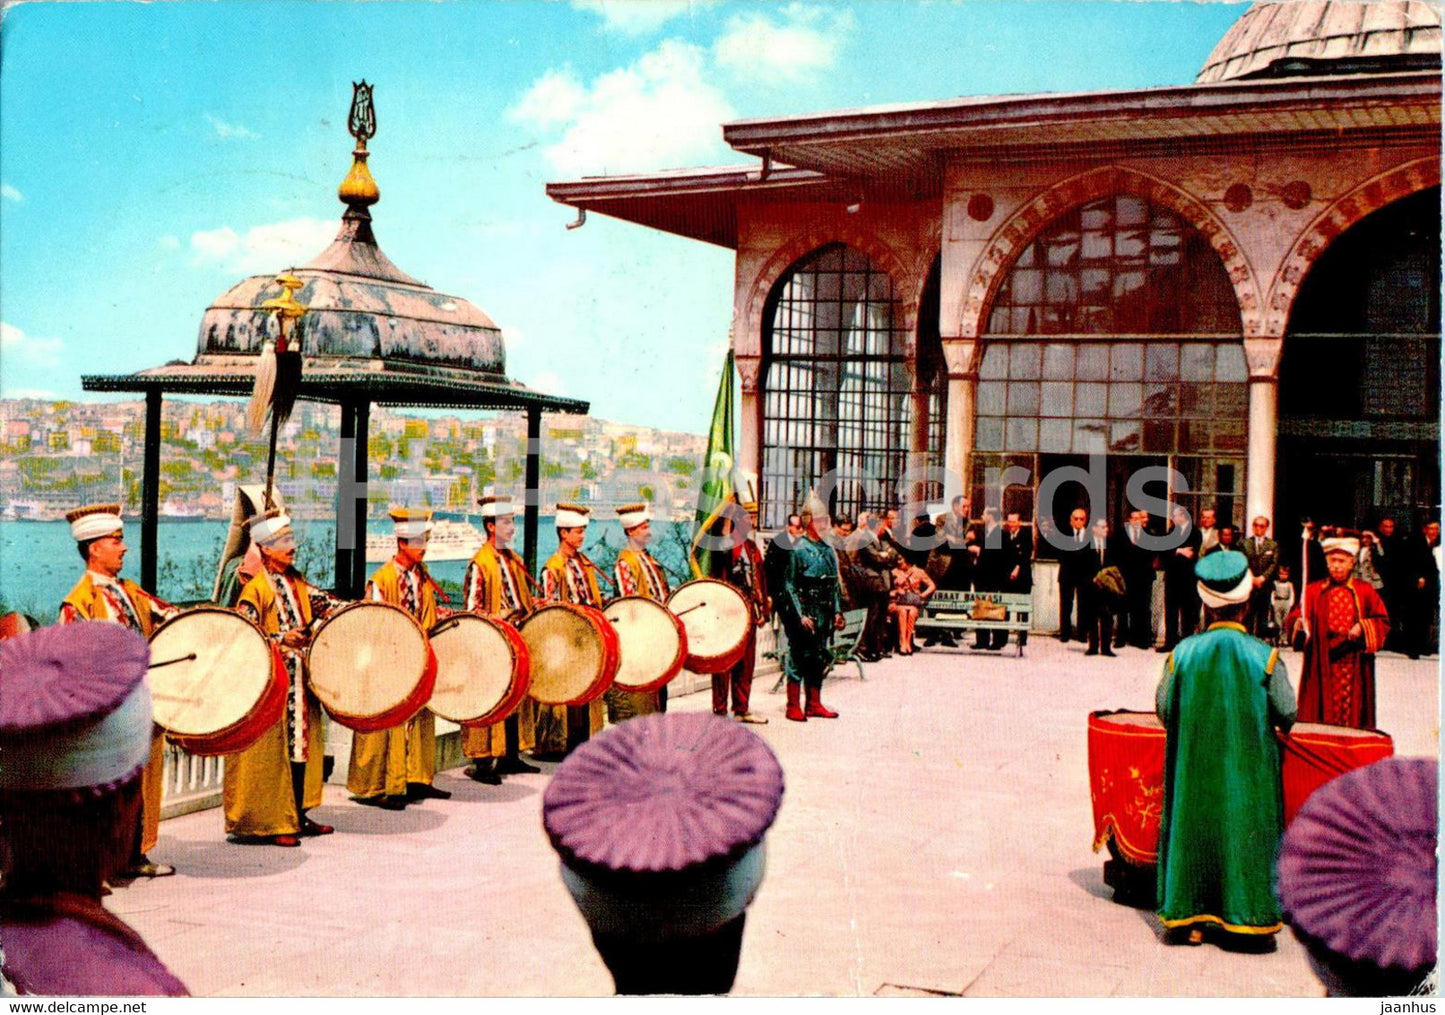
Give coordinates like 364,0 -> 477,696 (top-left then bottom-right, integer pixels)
1278,721 -> 1394,825
1088,711 -> 1395,863
520,603 -> 619,706
148,607 -> 287,756
1087,710 -> 1166,866
307,601 -> 436,732
603,595 -> 689,694
427,613 -> 532,727
666,578 -> 752,674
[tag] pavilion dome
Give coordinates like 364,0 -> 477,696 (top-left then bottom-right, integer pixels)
1197,0 -> 1442,84
195,135 -> 506,379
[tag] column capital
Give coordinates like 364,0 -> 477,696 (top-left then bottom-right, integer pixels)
940,338 -> 979,381
1244,337 -> 1284,380
734,354 -> 762,395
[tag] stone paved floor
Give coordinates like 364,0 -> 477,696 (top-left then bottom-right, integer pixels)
110,638 -> 1439,997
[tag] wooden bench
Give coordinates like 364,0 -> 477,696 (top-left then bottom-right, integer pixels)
769,607 -> 870,692
914,590 -> 1032,657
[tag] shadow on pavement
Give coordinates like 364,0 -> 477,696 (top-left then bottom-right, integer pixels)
322,803 -> 448,836
152,837 -> 311,880
1068,866 -> 1163,937
434,778 -> 540,805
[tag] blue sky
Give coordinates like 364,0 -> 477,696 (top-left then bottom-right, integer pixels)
0,0 -> 1247,434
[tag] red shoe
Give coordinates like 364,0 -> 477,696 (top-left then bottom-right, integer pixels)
272,835 -> 301,847
804,686 -> 838,719
300,817 -> 334,837
785,682 -> 806,722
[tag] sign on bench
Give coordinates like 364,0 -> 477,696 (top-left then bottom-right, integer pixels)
915,590 -> 1032,657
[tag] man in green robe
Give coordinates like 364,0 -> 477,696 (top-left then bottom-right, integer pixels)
778,489 -> 845,722
1155,549 -> 1297,945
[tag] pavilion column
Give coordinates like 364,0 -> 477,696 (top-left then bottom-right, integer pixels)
140,389 -> 162,593
735,355 -> 761,482
1246,376 -> 1278,529
908,384 -> 931,506
348,401 -> 370,597
940,339 -> 978,506
523,405 -> 542,576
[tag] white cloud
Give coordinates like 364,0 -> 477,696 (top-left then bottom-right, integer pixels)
0,387 -> 58,400
714,4 -> 854,85
571,0 -> 700,35
157,234 -> 182,250
1,183 -> 21,202
0,321 -> 64,368
205,114 -> 257,139
528,368 -> 567,396
510,40 -> 735,175
189,217 -> 336,275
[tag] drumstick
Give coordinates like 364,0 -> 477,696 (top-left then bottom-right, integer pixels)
578,553 -> 618,592
673,602 -> 708,619
149,653 -> 198,669
431,617 -> 463,637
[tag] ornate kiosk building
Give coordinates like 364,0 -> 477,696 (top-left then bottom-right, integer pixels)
548,1 -> 1441,539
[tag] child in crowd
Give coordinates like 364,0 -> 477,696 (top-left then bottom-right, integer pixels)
1270,563 -> 1297,647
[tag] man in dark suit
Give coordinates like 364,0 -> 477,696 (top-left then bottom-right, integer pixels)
1161,505 -> 1203,652
1118,509 -> 1157,649
1057,507 -> 1091,642
972,508 -> 1007,649
1241,515 -> 1280,639
1402,520 -> 1440,659
1080,517 -> 1122,656
996,512 -> 1034,651
1375,516 -> 1405,651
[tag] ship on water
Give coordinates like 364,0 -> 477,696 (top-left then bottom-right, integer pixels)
365,517 -> 485,562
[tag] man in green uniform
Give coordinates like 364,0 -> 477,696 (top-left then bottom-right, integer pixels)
1155,549 -> 1297,947
777,490 -> 844,723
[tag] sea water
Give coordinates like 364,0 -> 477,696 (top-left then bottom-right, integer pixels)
0,518 -> 695,623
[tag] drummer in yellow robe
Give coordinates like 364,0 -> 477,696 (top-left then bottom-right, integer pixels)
58,502 -> 178,880
229,508 -> 340,846
348,508 -> 452,810
536,502 -> 607,756
460,494 -> 540,785
607,502 -> 669,722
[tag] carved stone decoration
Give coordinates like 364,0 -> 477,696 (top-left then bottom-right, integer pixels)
1244,336 -> 1284,379
734,355 -> 762,395
951,165 -> 1262,340
1281,180 -> 1312,211
1264,158 -> 1440,337
967,193 -> 995,222
1224,183 -> 1253,213
940,339 -> 978,379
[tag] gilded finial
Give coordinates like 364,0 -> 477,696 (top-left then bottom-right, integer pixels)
261,274 -> 308,324
339,80 -> 380,209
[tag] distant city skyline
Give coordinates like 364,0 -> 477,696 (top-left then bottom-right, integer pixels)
0,0 -> 1246,434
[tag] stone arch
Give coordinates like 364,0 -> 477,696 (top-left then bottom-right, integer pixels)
951,165 -> 1263,339
742,227 -> 923,359
1265,156 -> 1442,338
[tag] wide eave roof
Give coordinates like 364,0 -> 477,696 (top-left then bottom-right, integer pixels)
547,72 -> 1441,249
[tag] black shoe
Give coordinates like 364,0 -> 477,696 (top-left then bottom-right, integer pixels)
467,764 -> 502,785
1102,649 -> 1117,657
1058,632 -> 1072,643
407,782 -> 451,801
380,795 -> 408,811
1085,647 -> 1099,656
496,756 -> 540,775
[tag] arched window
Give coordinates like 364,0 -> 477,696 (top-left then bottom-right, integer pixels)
761,244 -> 911,528
976,194 -> 1246,529
987,194 -> 1240,336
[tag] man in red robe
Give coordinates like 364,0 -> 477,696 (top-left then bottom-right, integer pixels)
1296,531 -> 1391,729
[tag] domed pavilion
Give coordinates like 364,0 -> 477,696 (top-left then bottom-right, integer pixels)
84,85 -> 587,595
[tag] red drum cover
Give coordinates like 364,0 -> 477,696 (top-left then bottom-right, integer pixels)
308,601 -> 436,732
602,595 -> 688,694
427,614 -> 532,727
148,607 -> 286,756
1087,710 -> 1165,866
666,579 -> 752,674
520,603 -> 619,706
1277,721 -> 1394,825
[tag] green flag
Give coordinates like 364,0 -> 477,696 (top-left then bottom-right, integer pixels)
689,350 -> 736,578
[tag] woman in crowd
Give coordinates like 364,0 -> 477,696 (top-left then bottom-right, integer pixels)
889,560 -> 936,655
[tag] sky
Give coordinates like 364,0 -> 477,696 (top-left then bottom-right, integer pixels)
0,0 -> 1248,435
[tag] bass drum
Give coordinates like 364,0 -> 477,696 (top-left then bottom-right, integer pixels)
427,614 -> 532,727
666,578 -> 752,674
519,603 -> 619,706
603,595 -> 689,694
148,607 -> 287,756
308,601 -> 436,732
